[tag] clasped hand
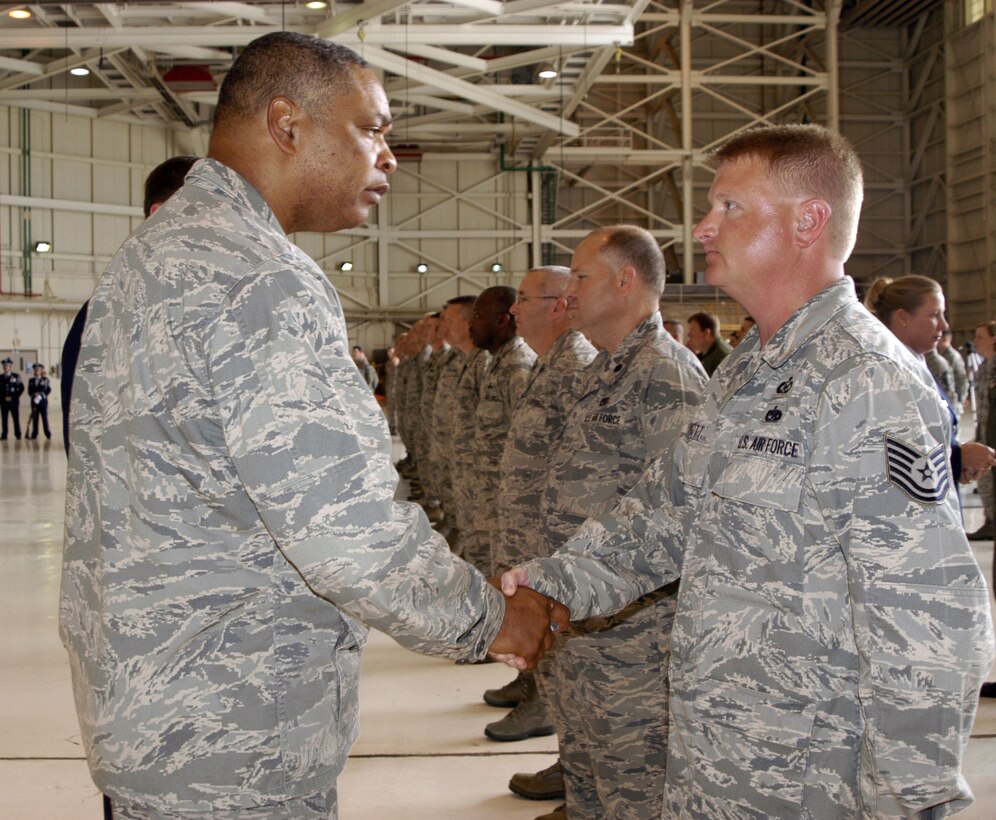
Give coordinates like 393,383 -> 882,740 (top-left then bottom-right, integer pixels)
486,573 -> 569,669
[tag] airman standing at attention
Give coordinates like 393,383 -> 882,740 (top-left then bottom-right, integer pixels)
527,226 -> 706,820
503,124 -> 994,819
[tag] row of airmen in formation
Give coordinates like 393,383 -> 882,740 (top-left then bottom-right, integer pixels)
372,216 -> 996,819
382,232 -> 698,820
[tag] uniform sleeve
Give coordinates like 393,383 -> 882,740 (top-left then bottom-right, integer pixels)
208,264 -> 505,660
810,355 -> 995,817
524,456 -> 686,618
506,354 -> 534,405
525,357 -> 706,619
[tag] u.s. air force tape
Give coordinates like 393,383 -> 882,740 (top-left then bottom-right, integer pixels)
885,434 -> 950,504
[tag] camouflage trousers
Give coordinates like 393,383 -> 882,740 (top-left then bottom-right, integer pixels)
536,589 -> 676,820
109,786 -> 337,819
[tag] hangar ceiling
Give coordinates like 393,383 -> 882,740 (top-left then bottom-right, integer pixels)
4,1 -> 972,336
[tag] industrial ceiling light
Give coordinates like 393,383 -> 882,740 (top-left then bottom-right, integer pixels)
305,1 -> 328,8
32,241 -> 52,253
490,263 -> 503,273
415,263 -> 429,273
536,63 -> 558,80
338,261 -> 354,271
7,8 -> 31,20
70,67 -> 90,77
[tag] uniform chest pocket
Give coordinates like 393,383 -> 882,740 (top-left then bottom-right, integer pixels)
712,452 -> 805,512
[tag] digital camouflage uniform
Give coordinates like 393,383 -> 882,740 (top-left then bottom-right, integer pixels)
473,335 -> 536,575
414,344 -> 441,481
418,344 -> 454,503
59,159 -> 506,817
524,278 -> 995,818
938,343 -> 968,406
539,312 -> 706,820
396,354 -> 416,459
494,329 -> 596,574
925,348 -> 955,405
429,347 -> 466,521
450,347 -> 490,568
384,356 -> 399,434
403,345 -> 429,464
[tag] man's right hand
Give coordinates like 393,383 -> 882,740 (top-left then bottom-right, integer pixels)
487,584 -> 569,669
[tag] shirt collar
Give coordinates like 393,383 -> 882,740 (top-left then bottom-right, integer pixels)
185,158 -> 283,235
752,277 -> 857,370
595,312 -> 664,385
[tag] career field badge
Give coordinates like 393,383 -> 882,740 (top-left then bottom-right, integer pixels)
885,435 -> 950,504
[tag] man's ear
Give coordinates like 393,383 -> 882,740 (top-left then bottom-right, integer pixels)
617,264 -> 637,294
796,199 -> 832,249
267,97 -> 300,157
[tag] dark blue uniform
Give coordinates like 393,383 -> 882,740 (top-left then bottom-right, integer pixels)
1,361 -> 24,440
28,372 -> 52,440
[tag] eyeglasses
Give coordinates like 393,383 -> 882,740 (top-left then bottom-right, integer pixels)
516,295 -> 560,302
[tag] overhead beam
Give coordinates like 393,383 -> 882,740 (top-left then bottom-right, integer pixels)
313,0 -> 411,38
360,45 -> 579,137
0,56 -> 44,76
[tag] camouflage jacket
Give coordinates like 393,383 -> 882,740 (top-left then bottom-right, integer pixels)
495,329 -> 597,572
429,347 -> 467,510
542,312 -> 705,548
59,159 -> 505,812
451,347 -> 491,532
472,336 -> 536,532
524,278 -> 995,818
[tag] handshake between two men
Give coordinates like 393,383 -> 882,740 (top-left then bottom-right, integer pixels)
486,573 -> 569,669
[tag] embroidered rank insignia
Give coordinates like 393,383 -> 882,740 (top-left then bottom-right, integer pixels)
885,435 -> 949,504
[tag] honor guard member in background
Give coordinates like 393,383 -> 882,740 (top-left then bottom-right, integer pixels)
451,310 -> 492,569
351,345 -> 378,391
469,285 -> 537,582
27,362 -> 52,440
61,154 -> 199,455
487,266 -> 597,792
502,124 -> 995,818
528,227 -> 706,820
1,357 -> 24,440
430,295 -> 477,547
685,310 -> 731,376
60,32 -> 567,820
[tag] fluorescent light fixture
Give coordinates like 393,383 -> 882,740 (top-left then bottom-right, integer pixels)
536,63 -> 558,80
305,1 -> 328,8
32,241 -> 52,253
415,263 -> 429,273
7,8 -> 31,20
491,263 -> 503,273
70,67 -> 90,77
339,261 -> 354,271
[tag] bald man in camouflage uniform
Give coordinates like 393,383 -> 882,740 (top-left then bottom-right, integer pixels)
507,125 -> 994,817
60,33 -> 565,820
486,266 -> 598,771
535,227 -> 706,820
469,286 -> 536,580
